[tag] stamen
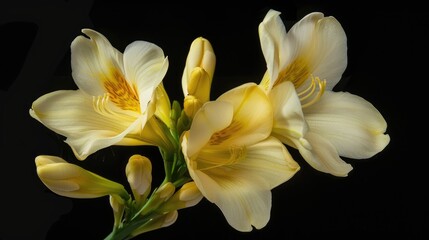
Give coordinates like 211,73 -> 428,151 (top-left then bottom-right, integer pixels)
299,75 -> 326,108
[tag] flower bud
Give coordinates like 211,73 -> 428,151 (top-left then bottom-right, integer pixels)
187,67 -> 211,102
161,181 -> 203,212
183,94 -> 203,118
182,37 -> 216,103
140,182 -> 175,216
126,154 -> 152,204
35,155 -> 129,200
130,211 -> 178,236
161,210 -> 178,228
109,195 -> 125,227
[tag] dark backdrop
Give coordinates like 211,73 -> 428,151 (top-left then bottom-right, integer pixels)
1,1 -> 427,239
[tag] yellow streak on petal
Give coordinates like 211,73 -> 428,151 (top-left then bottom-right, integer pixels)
102,67 -> 140,112
197,145 -> 247,171
275,57 -> 310,89
209,121 -> 241,145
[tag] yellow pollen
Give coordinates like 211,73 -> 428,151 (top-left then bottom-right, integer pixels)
102,68 -> 140,112
299,75 -> 326,108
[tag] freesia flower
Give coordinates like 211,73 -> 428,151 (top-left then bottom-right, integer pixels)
30,28 -> 169,160
182,37 -> 216,118
35,155 -> 129,199
181,83 -> 300,231
258,9 -> 390,176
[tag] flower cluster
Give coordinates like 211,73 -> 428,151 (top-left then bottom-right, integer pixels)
30,9 -> 390,239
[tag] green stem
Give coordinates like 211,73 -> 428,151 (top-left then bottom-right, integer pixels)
104,213 -> 160,240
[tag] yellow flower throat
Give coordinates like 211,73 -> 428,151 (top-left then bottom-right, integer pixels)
273,58 -> 326,108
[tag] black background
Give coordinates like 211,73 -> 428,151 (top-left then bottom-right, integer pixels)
1,1 -> 427,239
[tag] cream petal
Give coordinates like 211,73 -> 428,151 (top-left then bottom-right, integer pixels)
242,136 -> 300,188
30,90 -> 143,160
195,136 -> 299,189
123,41 -> 168,110
71,29 -> 124,96
282,12 -> 347,91
270,81 -> 307,142
286,12 -> 324,62
185,136 -> 299,231
187,101 -> 234,157
258,9 -> 287,90
216,83 -> 273,146
35,155 -> 67,166
309,16 -> 348,90
217,187 -> 271,231
65,116 -> 144,160
304,91 -> 390,159
189,161 -> 272,232
296,132 -> 353,177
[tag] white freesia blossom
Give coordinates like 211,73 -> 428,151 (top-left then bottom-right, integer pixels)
259,9 -> 390,176
30,29 -> 169,160
182,83 -> 299,232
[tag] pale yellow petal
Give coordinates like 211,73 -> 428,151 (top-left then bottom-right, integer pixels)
307,16 -> 347,91
295,132 -> 353,177
216,83 -> 273,146
187,101 -> 234,157
270,81 -> 308,144
304,91 -> 390,159
258,9 -> 287,90
71,28 -> 124,96
216,186 -> 272,232
286,12 -> 325,62
65,116 -> 144,160
30,90 -> 144,160
123,40 -> 168,110
186,157 -> 271,232
183,136 -> 299,231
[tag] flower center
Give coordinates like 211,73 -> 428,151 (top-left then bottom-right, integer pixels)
92,94 -> 140,122
209,121 -> 241,145
275,57 -> 310,89
272,57 -> 326,108
102,68 -> 140,113
196,145 -> 247,171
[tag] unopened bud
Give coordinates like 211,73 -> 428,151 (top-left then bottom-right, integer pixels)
126,154 -> 152,204
184,95 -> 203,118
182,37 -> 216,100
140,182 -> 175,216
161,181 -> 203,212
130,211 -> 178,236
109,195 -> 125,227
35,155 -> 129,200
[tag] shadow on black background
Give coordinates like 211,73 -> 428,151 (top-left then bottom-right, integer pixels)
1,1 -> 427,239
